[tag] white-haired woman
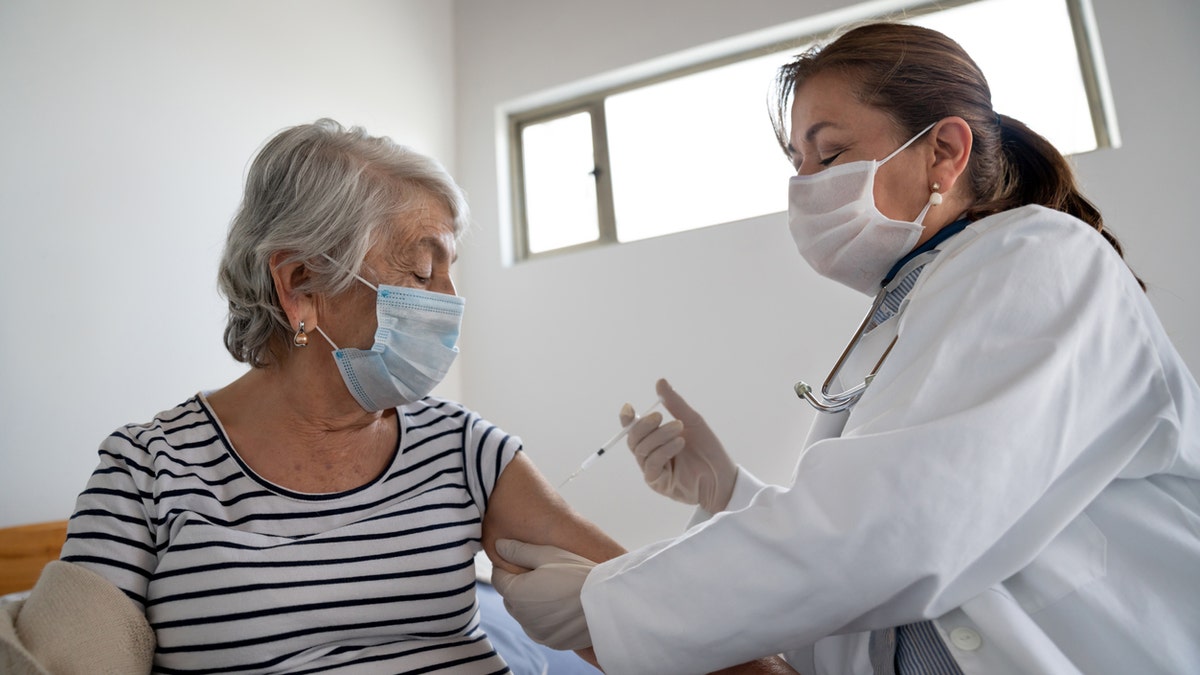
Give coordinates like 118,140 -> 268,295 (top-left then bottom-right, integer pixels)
39,119 -> 626,674
9,119 -> 796,675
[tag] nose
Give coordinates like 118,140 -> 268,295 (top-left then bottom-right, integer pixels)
432,273 -> 457,297
796,158 -> 823,177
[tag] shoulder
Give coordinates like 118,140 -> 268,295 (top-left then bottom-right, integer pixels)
402,397 -> 516,433
921,205 -> 1132,297
399,399 -> 523,506
93,396 -> 232,496
944,205 -> 1113,266
399,396 -> 472,435
102,395 -> 211,457
894,204 -> 1147,352
400,397 -> 522,452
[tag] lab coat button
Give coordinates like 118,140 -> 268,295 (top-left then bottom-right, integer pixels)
949,627 -> 982,651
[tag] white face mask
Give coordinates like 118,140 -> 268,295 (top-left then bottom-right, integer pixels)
788,123 -> 937,295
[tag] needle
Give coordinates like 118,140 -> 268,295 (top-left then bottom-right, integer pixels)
558,397 -> 665,489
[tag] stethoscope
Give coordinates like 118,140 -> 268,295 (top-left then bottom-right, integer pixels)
794,249 -> 940,413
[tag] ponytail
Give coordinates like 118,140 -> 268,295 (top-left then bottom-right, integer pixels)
773,22 -> 1145,291
970,115 -> 1144,290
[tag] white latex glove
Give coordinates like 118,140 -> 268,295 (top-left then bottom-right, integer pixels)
622,378 -> 738,513
489,539 -> 596,651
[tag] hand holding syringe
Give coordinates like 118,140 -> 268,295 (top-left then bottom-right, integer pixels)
558,397 -> 664,488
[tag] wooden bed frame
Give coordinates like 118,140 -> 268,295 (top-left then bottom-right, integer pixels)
0,520 -> 69,596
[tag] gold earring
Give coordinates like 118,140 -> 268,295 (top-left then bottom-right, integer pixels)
293,321 -> 309,347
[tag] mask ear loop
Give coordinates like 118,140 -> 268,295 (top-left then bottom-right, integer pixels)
313,324 -> 339,351
321,253 -> 379,292
915,181 -> 943,226
314,253 -> 383,352
878,122 -> 940,226
879,122 -> 938,165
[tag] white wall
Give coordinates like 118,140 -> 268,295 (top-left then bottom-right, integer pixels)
0,0 -> 458,526
3,0 -> 1196,547
451,0 -> 1200,550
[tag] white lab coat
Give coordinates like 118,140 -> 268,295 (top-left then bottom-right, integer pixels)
581,206 -> 1200,675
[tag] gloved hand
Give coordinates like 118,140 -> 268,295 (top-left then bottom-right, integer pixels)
623,378 -> 738,514
489,539 -> 596,651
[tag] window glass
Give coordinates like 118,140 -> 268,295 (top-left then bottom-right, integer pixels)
606,52 -> 796,243
912,0 -> 1096,155
521,111 -> 600,253
507,0 -> 1113,260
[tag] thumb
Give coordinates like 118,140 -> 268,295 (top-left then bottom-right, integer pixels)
618,402 -> 635,427
490,566 -> 519,596
496,539 -> 584,570
656,378 -> 703,425
496,539 -> 544,569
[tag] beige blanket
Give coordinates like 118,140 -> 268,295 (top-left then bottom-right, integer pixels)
0,561 -> 154,674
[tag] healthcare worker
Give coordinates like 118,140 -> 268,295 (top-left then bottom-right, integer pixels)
491,21 -> 1200,675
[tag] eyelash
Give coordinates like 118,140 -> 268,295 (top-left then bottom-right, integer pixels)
819,151 -> 844,167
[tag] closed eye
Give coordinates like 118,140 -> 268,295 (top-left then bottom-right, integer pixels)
819,151 -> 844,167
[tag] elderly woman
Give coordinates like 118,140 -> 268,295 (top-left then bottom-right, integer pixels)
6,120 -> 796,675
42,119 -> 628,673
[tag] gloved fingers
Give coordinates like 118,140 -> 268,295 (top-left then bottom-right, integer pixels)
625,411 -> 665,449
516,612 -> 593,651
490,566 -> 520,596
639,436 -> 685,484
492,563 -> 594,602
631,419 -> 684,461
656,378 -> 707,428
495,539 -> 594,571
495,538 -> 549,570
531,613 -> 592,650
501,593 -> 593,651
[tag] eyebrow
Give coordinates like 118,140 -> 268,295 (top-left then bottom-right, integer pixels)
804,121 -> 836,144
419,235 -> 458,264
787,121 -> 838,165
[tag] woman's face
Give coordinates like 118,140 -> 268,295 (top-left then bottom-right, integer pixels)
788,70 -> 933,224
321,191 -> 458,350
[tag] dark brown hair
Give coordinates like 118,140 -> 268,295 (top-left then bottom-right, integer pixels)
771,22 -> 1143,289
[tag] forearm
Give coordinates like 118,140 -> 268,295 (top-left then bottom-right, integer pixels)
709,655 -> 801,675
572,651 -> 796,674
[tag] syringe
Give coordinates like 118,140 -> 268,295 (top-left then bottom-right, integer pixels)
558,397 -> 665,489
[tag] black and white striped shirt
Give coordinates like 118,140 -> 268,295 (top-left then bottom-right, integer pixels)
61,394 -> 519,674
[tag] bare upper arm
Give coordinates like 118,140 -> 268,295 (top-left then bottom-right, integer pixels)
481,452 -> 625,574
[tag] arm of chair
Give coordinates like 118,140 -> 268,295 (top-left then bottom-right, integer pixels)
0,561 -> 155,675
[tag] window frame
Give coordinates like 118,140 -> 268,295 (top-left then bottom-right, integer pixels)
502,0 -> 1118,263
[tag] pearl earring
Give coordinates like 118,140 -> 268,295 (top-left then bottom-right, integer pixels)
293,321 -> 309,348
928,182 -> 943,206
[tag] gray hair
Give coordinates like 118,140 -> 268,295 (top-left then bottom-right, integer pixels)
218,118 -> 470,367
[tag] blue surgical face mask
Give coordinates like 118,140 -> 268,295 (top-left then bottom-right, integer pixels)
314,264 -> 465,412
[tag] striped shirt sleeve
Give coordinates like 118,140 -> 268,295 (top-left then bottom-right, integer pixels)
460,409 -> 522,516
61,425 -> 162,609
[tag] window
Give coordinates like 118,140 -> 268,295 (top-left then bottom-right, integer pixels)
502,0 -> 1117,262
